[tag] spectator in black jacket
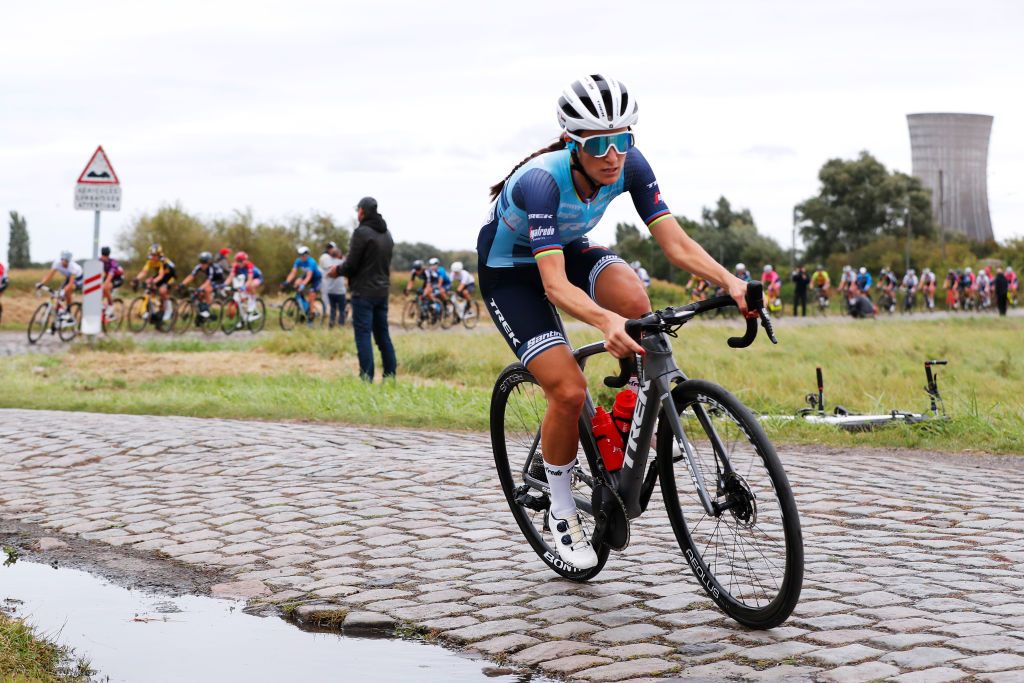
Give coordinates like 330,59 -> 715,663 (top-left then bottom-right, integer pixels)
791,265 -> 809,317
994,267 -> 1009,317
340,197 -> 397,381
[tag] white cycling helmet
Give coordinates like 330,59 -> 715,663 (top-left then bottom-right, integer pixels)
450,261 -> 463,272
965,266 -> 973,274
763,264 -> 773,273
735,263 -> 746,271
859,267 -> 867,274
297,245 -> 310,256
60,250 -> 73,261
1008,266 -> 1015,274
630,260 -> 641,269
843,265 -> 852,273
428,257 -> 440,266
557,74 -> 639,133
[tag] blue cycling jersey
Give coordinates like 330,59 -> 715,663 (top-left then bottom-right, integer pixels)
435,267 -> 451,288
294,255 -> 321,280
482,146 -> 670,268
856,272 -> 873,290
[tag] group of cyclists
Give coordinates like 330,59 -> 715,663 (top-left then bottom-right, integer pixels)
680,261 -> 1018,317
404,257 -> 477,324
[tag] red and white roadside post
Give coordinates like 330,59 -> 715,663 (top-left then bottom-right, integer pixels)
74,146 -> 122,338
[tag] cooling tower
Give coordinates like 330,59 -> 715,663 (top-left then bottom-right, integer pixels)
907,113 -> 993,242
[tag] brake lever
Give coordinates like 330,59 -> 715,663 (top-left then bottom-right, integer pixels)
759,308 -> 779,344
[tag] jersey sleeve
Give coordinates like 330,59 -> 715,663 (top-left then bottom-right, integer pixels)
512,168 -> 562,261
622,147 -> 672,229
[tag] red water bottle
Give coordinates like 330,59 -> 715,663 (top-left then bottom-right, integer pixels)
612,389 -> 637,438
592,407 -> 624,472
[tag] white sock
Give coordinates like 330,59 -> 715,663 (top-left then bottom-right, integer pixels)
544,459 -> 578,520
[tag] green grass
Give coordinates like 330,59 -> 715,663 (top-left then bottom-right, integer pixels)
0,611 -> 92,682
2,316 -> 1022,454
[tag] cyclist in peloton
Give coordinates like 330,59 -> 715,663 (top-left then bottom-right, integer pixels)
0,260 -> 7,324
36,250 -> 84,323
918,267 -> 936,311
810,265 -> 830,299
855,266 -> 872,295
477,74 -> 749,570
1007,266 -> 1018,301
229,251 -> 262,319
98,246 -> 126,320
179,251 -> 226,319
761,265 -> 781,307
284,246 -> 322,316
629,260 -> 651,288
133,244 -> 177,322
450,261 -> 476,319
734,263 -> 751,283
428,257 -> 452,307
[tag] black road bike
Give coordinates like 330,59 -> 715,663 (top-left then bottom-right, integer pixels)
490,283 -> 803,629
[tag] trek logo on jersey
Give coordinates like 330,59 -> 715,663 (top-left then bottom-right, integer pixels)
646,180 -> 659,189
529,227 -> 556,239
489,298 -> 520,346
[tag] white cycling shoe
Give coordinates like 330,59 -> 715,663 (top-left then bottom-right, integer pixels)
548,510 -> 598,570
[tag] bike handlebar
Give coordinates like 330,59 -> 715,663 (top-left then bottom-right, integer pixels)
603,282 -> 777,388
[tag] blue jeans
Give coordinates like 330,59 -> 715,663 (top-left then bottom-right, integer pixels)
327,293 -> 347,326
351,296 -> 397,381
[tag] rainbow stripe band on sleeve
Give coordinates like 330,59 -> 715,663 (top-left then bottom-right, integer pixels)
533,245 -> 564,260
645,210 -> 672,229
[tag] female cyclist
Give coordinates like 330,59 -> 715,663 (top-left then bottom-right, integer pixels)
477,74 -> 750,570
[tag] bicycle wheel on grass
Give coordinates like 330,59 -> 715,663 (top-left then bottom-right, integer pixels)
657,379 -> 803,629
59,303 -> 82,342
127,297 -> 149,333
462,300 -> 481,329
490,363 -> 610,581
27,304 -> 51,345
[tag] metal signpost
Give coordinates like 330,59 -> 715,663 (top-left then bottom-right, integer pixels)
74,146 -> 121,336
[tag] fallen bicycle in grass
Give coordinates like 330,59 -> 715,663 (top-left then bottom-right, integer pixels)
761,360 -> 950,431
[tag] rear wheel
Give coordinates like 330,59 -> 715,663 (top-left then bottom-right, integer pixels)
27,304 -> 51,344
222,299 -> 241,335
153,299 -> 177,333
657,379 -> 803,629
59,303 -> 82,342
462,300 -> 480,329
439,300 -> 455,329
127,297 -> 149,333
279,298 -> 300,331
490,363 -> 609,581
248,298 -> 266,333
103,298 -> 125,333
309,299 -> 326,327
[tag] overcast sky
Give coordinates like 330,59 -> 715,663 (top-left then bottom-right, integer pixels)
1,0 -> 1021,265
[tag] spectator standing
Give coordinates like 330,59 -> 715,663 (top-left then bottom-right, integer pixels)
319,241 -> 347,327
791,265 -> 809,317
340,197 -> 397,381
994,267 -> 1009,316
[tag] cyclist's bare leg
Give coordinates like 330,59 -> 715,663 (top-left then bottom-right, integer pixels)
593,262 -> 651,318
63,282 -> 74,308
527,345 -> 587,468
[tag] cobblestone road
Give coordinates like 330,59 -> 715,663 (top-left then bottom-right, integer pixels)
2,409 -> 1023,682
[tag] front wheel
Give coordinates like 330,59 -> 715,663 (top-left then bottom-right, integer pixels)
127,297 -> 149,333
401,300 -> 418,330
462,300 -> 481,329
59,303 -> 82,342
27,303 -> 51,345
490,364 -> 610,581
174,300 -> 195,335
280,298 -> 300,331
657,379 -> 803,629
103,298 -> 125,333
222,299 -> 241,335
248,298 -> 266,333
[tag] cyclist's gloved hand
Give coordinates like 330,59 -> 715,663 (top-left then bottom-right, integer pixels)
601,312 -> 644,359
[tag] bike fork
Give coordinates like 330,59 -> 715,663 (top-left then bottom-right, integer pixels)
659,392 -> 721,517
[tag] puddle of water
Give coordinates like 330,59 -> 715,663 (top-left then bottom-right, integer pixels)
1,561 -> 547,683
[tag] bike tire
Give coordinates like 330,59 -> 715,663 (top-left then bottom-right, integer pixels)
127,297 -> 149,333
59,303 -> 82,342
439,301 -> 455,329
104,298 -> 126,333
248,298 -> 266,333
199,301 -> 221,336
154,298 -> 177,333
657,379 -> 803,629
311,299 -> 326,327
462,300 -> 481,329
280,298 -> 299,331
175,300 -> 195,335
27,303 -> 50,345
490,363 -> 610,581
401,301 -> 419,331
222,300 -> 241,335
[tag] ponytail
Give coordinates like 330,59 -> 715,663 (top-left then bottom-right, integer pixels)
489,138 -> 567,200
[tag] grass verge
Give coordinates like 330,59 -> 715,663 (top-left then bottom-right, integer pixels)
0,611 -> 92,682
2,317 -> 1022,454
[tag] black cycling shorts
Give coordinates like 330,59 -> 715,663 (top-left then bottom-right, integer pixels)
479,230 -> 626,368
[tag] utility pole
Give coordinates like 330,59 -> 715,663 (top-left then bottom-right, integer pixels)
904,207 -> 911,273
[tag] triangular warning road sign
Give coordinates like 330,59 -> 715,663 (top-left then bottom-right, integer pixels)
77,146 -> 120,185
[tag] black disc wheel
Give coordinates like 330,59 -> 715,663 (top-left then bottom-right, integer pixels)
490,363 -> 609,581
27,303 -> 51,345
59,303 -> 82,342
657,379 -> 803,629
